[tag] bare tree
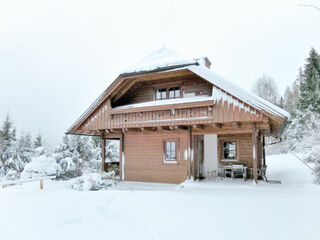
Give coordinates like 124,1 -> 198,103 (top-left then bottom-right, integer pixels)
252,74 -> 280,105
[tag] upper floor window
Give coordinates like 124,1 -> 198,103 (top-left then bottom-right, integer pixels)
156,88 -> 167,100
155,87 -> 180,100
169,87 -> 180,99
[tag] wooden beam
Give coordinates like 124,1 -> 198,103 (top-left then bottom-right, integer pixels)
101,137 -> 106,171
212,123 -> 222,128
192,124 -> 204,130
252,125 -> 258,184
232,122 -> 240,128
126,128 -> 140,132
173,125 -> 188,130
141,127 -> 156,132
262,136 -> 266,166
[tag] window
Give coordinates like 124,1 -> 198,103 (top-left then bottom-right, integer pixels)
155,87 -> 180,100
222,142 -> 237,160
156,88 -> 167,100
163,139 -> 178,163
169,87 -> 180,99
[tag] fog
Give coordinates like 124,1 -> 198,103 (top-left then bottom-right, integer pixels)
0,0 -> 319,147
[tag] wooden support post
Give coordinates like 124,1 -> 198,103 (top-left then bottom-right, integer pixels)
102,137 -> 106,171
262,136 -> 266,166
119,133 -> 124,181
40,180 -> 43,190
252,125 -> 258,184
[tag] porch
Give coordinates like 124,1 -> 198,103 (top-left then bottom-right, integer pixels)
192,130 -> 266,183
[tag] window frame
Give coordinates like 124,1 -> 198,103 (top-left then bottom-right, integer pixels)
155,88 -> 167,100
155,86 -> 181,101
221,141 -> 238,162
163,138 -> 179,164
168,87 -> 181,99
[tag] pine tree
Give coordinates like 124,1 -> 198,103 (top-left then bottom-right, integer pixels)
278,96 -> 284,108
34,133 -> 42,148
298,48 -> 320,113
0,114 -> 21,176
92,136 -> 102,148
17,131 -> 34,165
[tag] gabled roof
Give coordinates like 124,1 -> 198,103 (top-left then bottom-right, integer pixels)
121,47 -> 198,75
187,65 -> 290,119
67,48 -> 289,135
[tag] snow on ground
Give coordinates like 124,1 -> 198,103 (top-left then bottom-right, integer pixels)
0,154 -> 319,240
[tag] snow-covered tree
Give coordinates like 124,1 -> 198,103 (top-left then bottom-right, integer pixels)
17,131 -> 34,165
106,140 -> 120,163
298,47 -> 320,113
52,135 -> 84,179
283,71 -> 300,116
0,114 -> 21,177
252,74 -> 280,105
34,133 -> 43,148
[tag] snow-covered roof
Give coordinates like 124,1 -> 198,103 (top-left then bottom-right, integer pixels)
122,47 -> 197,74
67,48 -> 289,134
113,96 -> 214,110
187,65 -> 290,119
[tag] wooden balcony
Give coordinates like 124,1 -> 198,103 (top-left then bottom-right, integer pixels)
77,98 -> 268,134
109,105 -> 214,129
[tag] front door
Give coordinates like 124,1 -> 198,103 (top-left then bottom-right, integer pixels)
194,135 -> 204,179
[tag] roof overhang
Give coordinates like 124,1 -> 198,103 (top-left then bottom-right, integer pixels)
67,65 -> 289,137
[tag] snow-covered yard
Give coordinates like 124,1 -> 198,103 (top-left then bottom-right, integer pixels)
0,154 -> 319,240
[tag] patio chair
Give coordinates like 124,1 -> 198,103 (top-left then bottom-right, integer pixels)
250,165 -> 268,182
221,163 -> 233,178
259,165 -> 268,182
232,165 -> 247,180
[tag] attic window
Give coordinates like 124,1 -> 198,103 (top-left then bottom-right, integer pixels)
169,87 -> 180,99
156,88 -> 167,100
155,87 -> 181,100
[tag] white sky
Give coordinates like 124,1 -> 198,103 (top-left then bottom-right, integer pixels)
0,0 -> 319,147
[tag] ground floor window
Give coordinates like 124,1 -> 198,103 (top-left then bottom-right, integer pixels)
163,138 -> 179,163
222,141 -> 237,161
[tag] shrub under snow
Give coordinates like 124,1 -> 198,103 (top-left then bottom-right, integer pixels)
21,155 -> 61,179
70,171 -> 119,191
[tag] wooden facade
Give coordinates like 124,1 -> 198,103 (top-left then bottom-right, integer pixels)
67,53 -> 289,184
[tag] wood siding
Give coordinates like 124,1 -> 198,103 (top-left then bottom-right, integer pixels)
217,134 -> 262,169
123,130 -> 190,184
113,74 -> 212,107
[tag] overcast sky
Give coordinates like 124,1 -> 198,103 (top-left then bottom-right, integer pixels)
0,0 -> 319,147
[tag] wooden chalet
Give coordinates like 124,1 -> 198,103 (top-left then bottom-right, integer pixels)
67,48 -> 290,184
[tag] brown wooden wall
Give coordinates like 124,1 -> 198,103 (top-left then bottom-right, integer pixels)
217,133 -> 262,169
123,130 -> 190,184
113,75 -> 212,107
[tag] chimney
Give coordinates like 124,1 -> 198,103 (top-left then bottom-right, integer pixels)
195,57 -> 212,69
